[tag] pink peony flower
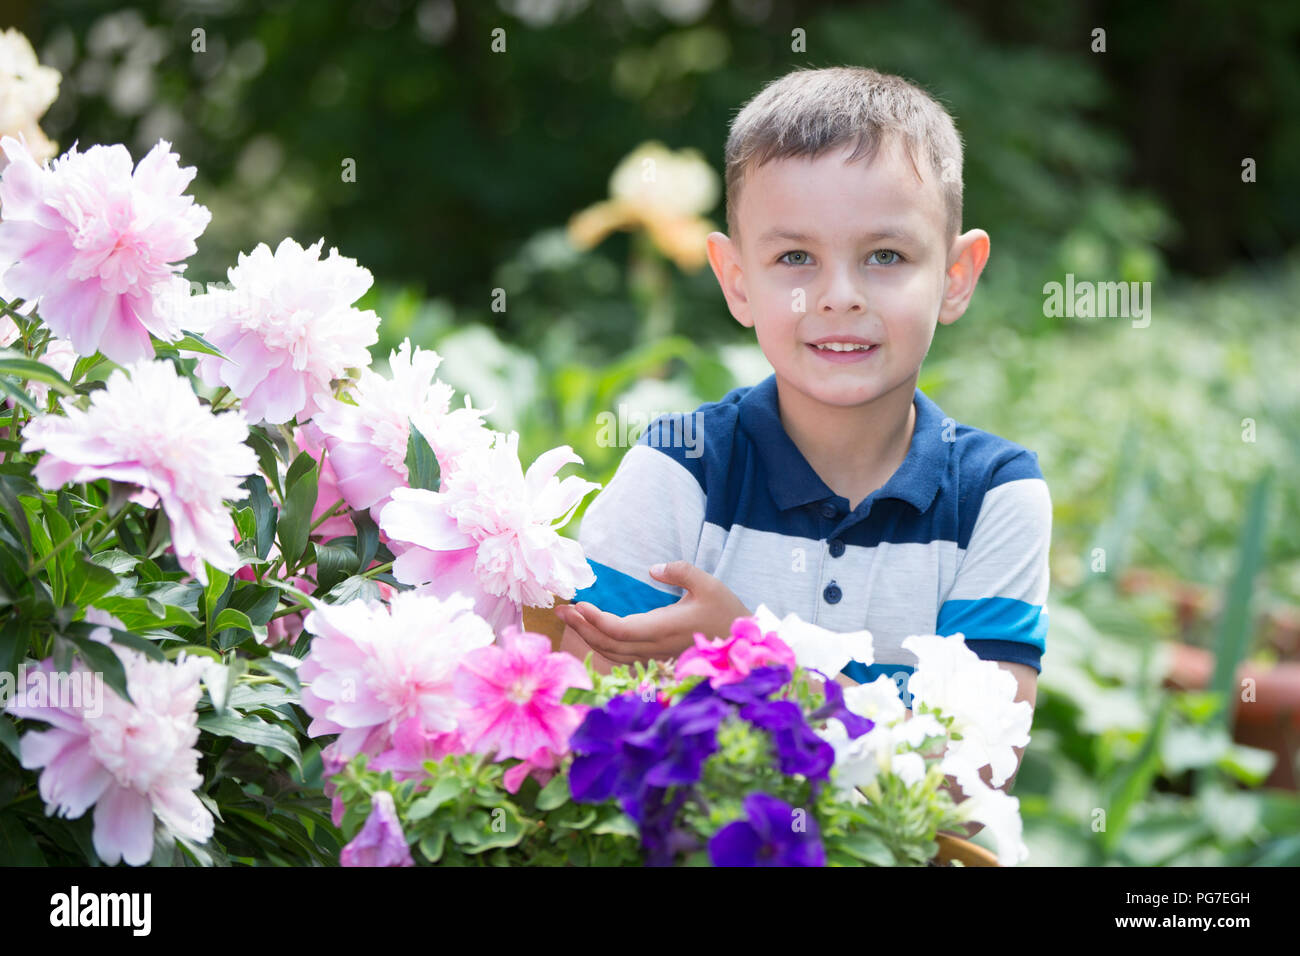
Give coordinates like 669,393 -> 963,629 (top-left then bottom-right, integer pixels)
0,135 -> 210,363
454,627 -> 592,763
20,359 -> 257,585
180,237 -> 379,425
378,431 -> 599,633
8,648 -> 213,866
368,715 -> 461,780
298,590 -> 495,760
313,338 -> 494,518
340,790 -> 413,867
676,616 -> 798,687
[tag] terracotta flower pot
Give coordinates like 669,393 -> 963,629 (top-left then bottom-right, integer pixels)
1164,642 -> 1300,789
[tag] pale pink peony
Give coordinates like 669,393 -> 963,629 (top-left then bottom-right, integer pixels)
7,647 -> 213,866
368,715 -> 462,780
313,338 -> 494,518
676,616 -> 798,687
454,627 -> 592,763
181,237 -> 379,425
21,360 -> 256,585
378,431 -> 599,634
340,790 -> 414,867
0,135 -> 210,363
298,590 -> 496,760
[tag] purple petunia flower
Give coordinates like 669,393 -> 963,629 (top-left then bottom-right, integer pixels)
709,792 -> 826,867
715,665 -> 791,706
568,694 -> 664,806
808,675 -> 875,739
740,699 -> 836,782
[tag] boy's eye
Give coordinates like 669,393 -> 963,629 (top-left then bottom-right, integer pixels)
778,250 -> 811,266
869,249 -> 903,265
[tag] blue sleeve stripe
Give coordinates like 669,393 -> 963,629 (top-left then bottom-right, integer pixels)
937,596 -> 1047,653
963,639 -> 1042,673
570,559 -> 680,617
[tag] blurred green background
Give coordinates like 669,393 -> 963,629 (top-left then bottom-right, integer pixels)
9,0 -> 1300,864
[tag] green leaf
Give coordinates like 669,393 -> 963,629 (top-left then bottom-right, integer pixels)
277,452 -> 319,571
202,657 -> 246,716
212,607 -> 254,633
418,829 -> 448,863
243,475 -> 278,560
60,631 -> 132,704
325,574 -> 381,605
0,812 -> 46,865
73,554 -> 121,606
352,510 -> 378,569
245,430 -> 283,498
1209,471 -> 1272,732
590,811 -> 638,838
836,830 -> 895,866
535,772 -> 571,811
314,542 -> 359,594
407,776 -> 465,821
204,565 -> 232,630
197,711 -> 302,772
226,582 -> 279,627
171,331 -> 226,359
404,420 -> 440,491
0,378 -> 37,415
0,352 -> 76,396
62,621 -> 165,661
0,477 -> 31,556
0,716 -> 20,761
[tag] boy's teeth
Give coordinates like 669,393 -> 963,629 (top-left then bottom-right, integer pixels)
814,342 -> 872,351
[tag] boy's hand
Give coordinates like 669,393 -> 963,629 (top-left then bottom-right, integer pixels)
554,560 -> 751,665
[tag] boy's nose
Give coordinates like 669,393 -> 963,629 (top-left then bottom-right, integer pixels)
816,265 -> 867,314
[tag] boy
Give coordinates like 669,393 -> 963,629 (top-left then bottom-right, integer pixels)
555,66 -> 1049,798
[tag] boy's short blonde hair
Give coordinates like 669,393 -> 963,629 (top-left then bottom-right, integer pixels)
724,66 -> 964,243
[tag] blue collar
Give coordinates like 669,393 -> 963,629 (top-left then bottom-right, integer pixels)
737,374 -> 947,514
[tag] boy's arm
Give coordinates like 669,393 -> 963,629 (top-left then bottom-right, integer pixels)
927,450 -> 1051,839
558,433 -> 713,670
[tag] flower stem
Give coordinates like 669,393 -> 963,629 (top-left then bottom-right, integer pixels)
362,560 -> 393,579
84,506 -> 130,551
309,498 -> 347,532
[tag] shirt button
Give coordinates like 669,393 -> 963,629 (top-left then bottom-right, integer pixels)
823,582 -> 842,604
820,503 -> 838,519
828,538 -> 845,558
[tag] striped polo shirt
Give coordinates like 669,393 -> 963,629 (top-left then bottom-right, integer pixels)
570,373 -> 1052,706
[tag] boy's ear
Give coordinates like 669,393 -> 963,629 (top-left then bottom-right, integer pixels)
706,231 -> 753,329
938,228 -> 991,326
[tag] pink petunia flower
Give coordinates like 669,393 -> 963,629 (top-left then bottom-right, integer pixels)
313,338 -> 494,519
676,616 -> 798,687
183,237 -> 380,425
20,359 -> 257,585
454,627 -> 592,763
378,431 -> 599,634
7,648 -> 213,866
298,590 -> 495,760
340,790 -> 414,867
0,135 -> 210,363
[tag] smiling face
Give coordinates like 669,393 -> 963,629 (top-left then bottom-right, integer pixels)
710,136 -> 981,412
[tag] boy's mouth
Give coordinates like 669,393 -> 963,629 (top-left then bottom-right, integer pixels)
807,339 -> 880,362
